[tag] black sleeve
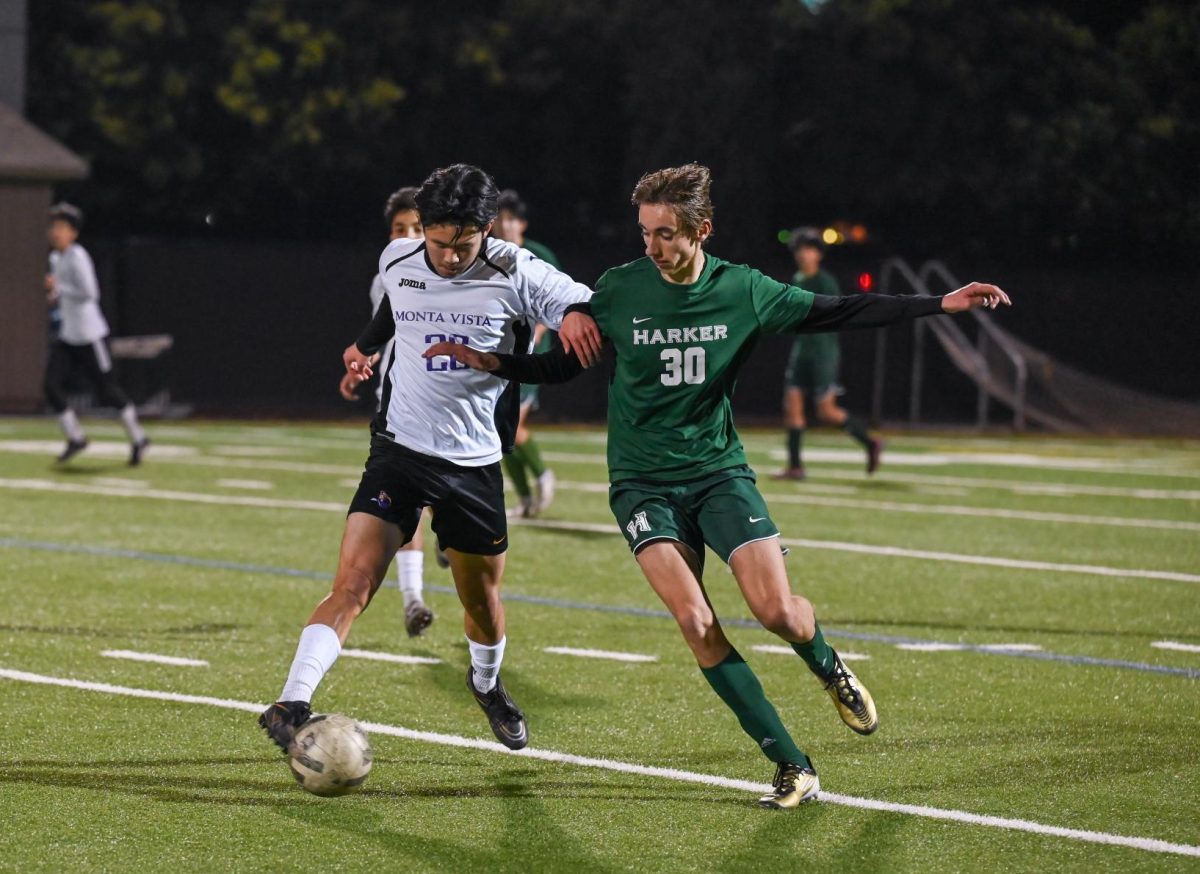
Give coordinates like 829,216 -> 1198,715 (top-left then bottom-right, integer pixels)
355,292 -> 396,353
489,346 -> 587,385
796,293 -> 944,333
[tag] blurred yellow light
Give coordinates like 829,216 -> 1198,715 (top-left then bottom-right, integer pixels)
822,227 -> 839,245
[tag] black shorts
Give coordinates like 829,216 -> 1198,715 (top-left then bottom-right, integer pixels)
347,436 -> 509,556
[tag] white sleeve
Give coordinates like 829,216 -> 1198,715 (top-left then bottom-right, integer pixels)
368,273 -> 385,315
59,247 -> 101,303
512,247 -> 592,330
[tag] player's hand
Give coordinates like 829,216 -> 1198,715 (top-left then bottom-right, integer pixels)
44,274 -> 55,292
343,342 -> 374,386
941,282 -> 1011,313
559,311 -> 602,367
338,371 -> 362,401
422,342 -> 500,372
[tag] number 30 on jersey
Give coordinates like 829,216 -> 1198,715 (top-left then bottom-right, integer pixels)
660,347 -> 706,386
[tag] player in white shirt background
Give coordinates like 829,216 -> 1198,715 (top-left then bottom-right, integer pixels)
338,185 -> 439,640
261,163 -> 602,752
42,202 -> 150,466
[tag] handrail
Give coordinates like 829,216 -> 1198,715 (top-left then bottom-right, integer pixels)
916,260 -> 1027,430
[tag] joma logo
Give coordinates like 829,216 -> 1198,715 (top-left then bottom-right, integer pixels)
399,277 -> 427,289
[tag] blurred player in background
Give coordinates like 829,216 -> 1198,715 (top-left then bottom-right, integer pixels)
338,186 -> 436,638
261,163 -> 596,754
42,202 -> 150,466
493,189 -> 557,518
429,163 -> 1009,810
774,227 -> 882,480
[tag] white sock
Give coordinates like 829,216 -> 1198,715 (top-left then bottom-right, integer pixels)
59,409 -> 85,442
279,624 -> 341,703
468,635 -> 506,694
119,403 -> 146,444
395,549 -> 424,606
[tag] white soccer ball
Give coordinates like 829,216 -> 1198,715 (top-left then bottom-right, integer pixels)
288,713 -> 373,797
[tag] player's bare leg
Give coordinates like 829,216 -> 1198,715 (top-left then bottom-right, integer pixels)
729,538 -> 877,735
445,548 -> 527,749
260,513 -> 402,751
635,541 -> 818,807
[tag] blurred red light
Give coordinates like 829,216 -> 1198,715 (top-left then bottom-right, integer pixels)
857,272 -> 874,292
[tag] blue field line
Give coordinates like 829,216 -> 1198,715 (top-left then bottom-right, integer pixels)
3,537 -> 1197,679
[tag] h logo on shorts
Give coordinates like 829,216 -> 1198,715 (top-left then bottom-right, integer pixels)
626,511 -> 650,540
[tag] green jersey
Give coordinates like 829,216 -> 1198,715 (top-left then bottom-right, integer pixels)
788,269 -> 841,361
591,254 -> 817,483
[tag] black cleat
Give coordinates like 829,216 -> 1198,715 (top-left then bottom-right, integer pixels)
129,437 -> 150,467
467,667 -> 527,750
56,438 -> 88,463
404,599 -> 434,637
866,438 -> 884,475
258,700 -> 312,753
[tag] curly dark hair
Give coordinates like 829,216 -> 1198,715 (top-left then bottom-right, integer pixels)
415,164 -> 499,235
383,186 -> 419,226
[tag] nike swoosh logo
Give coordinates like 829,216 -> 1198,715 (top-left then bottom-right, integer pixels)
749,516 -> 766,523
493,537 -> 507,544
632,316 -> 653,324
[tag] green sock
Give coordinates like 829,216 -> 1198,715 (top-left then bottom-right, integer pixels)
787,428 -> 804,468
842,416 -> 871,449
522,438 -> 546,477
790,621 -> 837,679
503,450 -> 531,499
700,649 -> 810,767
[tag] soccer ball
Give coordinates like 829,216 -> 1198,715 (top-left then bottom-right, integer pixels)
288,714 -> 373,797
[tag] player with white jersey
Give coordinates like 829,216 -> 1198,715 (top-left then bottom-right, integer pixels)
338,186 -> 438,639
42,203 -> 149,465
260,164 -> 597,753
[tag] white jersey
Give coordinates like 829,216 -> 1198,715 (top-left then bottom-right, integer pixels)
51,243 -> 110,345
371,236 -> 591,466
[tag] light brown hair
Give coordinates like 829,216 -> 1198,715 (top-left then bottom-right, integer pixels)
631,163 -> 714,239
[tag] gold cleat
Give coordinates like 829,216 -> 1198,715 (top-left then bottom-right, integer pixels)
758,762 -> 820,809
823,652 -> 879,735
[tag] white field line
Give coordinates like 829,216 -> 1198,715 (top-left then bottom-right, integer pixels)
0,667 -> 1196,859
555,480 -> 1196,531
515,517 -> 1200,584
1151,641 -> 1200,654
896,643 -> 969,652
341,649 -> 442,665
4,437 -> 1196,501
215,479 -> 275,490
100,650 -> 208,667
759,492 -> 1200,533
977,644 -> 1044,652
212,445 -> 306,457
89,477 -> 150,489
751,644 -> 870,660
3,477 -> 1197,584
543,646 -> 658,663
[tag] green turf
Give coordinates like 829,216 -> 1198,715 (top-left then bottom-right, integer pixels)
1,417 -> 1198,872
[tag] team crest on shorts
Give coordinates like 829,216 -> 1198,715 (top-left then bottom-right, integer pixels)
371,490 -> 392,510
626,511 -> 650,539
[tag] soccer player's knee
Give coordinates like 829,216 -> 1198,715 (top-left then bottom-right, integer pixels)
332,571 -> 374,611
676,605 -> 716,647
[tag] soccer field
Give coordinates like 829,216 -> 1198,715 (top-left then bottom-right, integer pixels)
1,418 -> 1198,872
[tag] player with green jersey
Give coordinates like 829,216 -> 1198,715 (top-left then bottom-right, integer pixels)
775,227 -> 882,480
424,164 -> 1010,810
494,189 -> 560,517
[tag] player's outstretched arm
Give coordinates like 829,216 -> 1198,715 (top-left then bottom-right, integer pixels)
940,282 -> 1011,312
422,341 -> 587,385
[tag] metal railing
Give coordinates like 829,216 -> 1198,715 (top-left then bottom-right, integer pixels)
870,257 -> 1027,430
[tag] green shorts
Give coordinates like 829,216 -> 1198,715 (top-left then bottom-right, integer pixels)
608,465 -> 779,567
519,382 -> 540,409
784,338 -> 841,398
